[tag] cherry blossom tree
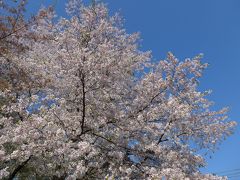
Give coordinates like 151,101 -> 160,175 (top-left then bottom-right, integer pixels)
0,0 -> 54,119
0,0 -> 236,179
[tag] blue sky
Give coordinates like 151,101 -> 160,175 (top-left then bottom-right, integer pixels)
27,0 -> 240,177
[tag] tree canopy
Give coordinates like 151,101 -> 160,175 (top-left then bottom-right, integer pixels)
0,0 -> 236,179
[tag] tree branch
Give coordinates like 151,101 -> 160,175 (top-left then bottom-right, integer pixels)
8,155 -> 32,180
80,72 -> 86,134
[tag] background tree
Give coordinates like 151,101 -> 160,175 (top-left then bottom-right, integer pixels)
0,0 -> 55,90
0,0 -> 55,178
0,0 -> 55,112
0,0 -> 236,179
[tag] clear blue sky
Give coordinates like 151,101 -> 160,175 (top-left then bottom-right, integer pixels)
27,0 -> 240,177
